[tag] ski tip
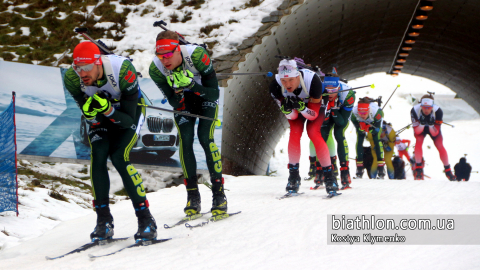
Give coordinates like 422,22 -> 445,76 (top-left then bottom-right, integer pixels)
164,224 -> 171,229
45,256 -> 53,260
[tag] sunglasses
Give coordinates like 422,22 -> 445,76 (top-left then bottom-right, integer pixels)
73,59 -> 99,73
155,44 -> 179,59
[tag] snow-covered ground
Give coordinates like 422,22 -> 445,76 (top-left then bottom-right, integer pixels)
1,73 -> 480,269
1,174 -> 480,269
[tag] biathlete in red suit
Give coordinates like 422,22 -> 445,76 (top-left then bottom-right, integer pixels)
410,94 -> 455,180
270,59 -> 338,195
395,137 -> 411,162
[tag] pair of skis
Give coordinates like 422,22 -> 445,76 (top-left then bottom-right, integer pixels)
163,211 -> 242,229
47,211 -> 241,260
277,190 -> 341,200
45,237 -> 171,261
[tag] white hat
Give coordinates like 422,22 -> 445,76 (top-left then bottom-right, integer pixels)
278,59 -> 299,78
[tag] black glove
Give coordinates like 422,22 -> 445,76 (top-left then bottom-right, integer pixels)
290,96 -> 306,111
426,115 -> 435,126
419,114 -> 428,125
281,97 -> 293,113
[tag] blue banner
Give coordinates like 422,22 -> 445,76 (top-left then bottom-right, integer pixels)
0,95 -> 18,214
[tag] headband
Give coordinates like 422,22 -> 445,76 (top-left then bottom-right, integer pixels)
156,39 -> 179,53
358,103 -> 370,112
421,98 -> 434,107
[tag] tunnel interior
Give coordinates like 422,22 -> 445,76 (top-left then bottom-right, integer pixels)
221,0 -> 480,175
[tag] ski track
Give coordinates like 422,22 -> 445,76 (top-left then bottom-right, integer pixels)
1,175 -> 480,270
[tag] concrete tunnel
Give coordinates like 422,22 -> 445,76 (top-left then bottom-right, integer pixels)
220,0 -> 480,175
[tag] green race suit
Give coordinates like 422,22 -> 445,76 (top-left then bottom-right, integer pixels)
351,102 -> 384,165
64,56 -> 147,205
319,88 -> 355,164
149,45 -> 222,185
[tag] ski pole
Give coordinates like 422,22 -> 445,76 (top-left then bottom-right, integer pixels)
138,104 -> 221,126
443,122 -> 454,128
216,72 -> 273,77
74,28 -> 114,55
382,84 -> 401,110
396,124 -> 412,135
322,84 -> 375,96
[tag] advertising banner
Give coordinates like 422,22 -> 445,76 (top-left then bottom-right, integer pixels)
0,61 -> 223,171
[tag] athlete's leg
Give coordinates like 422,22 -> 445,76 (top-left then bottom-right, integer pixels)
367,132 -> 378,178
333,122 -> 349,163
109,128 -> 147,204
174,112 -> 197,180
288,117 -> 306,164
414,133 -> 425,164
431,132 -> 449,166
307,114 -> 331,167
89,127 -> 111,202
384,148 -> 395,179
109,105 -> 148,205
197,102 -> 222,180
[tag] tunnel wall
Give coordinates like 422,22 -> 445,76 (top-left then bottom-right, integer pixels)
221,0 -> 480,175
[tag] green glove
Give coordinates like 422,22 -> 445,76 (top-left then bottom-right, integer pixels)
91,93 -> 111,114
82,97 -> 97,120
168,70 -> 195,90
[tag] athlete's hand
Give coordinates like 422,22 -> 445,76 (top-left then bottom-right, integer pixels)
173,70 -> 195,89
419,114 -> 428,125
82,97 -> 97,120
290,97 -> 306,111
91,93 -> 112,114
427,115 -> 435,126
281,97 -> 293,114
359,122 -> 370,132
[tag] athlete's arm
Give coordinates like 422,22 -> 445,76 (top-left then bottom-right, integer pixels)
103,61 -> 139,128
332,90 -> 355,126
411,108 -> 425,135
428,107 -> 443,136
63,68 -> 91,118
149,62 -> 185,109
269,79 -> 298,120
190,47 -> 219,102
299,74 -> 322,120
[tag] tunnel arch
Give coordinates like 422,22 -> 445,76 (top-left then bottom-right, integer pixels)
221,0 -> 480,175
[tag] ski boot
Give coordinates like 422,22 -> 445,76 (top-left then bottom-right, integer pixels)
356,162 -> 364,179
211,178 -> 228,216
286,163 -> 301,193
134,201 -> 157,242
444,165 -> 456,181
184,178 -> 201,216
414,163 -> 424,180
331,156 -> 339,178
311,165 -> 324,190
306,156 -> 317,180
340,162 -> 351,190
90,199 -> 114,242
323,165 -> 339,195
377,161 -> 386,179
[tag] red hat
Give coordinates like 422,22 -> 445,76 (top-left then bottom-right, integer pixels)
73,42 -> 102,65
